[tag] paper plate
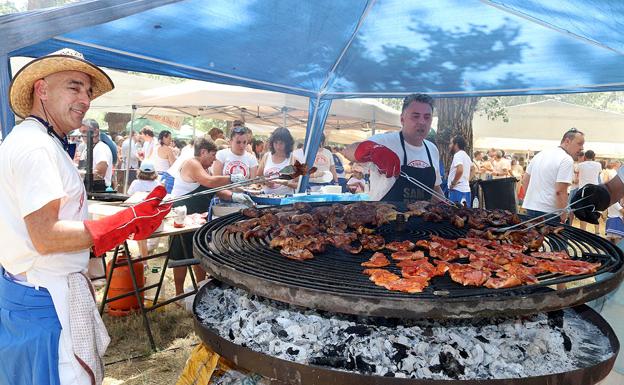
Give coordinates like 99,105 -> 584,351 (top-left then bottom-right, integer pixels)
309,170 -> 333,184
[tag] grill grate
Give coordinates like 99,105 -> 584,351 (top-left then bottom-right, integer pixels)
194,202 -> 624,318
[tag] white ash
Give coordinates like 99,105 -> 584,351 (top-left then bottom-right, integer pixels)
195,285 -> 614,380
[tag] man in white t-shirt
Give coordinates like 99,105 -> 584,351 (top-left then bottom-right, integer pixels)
447,135 -> 472,204
80,119 -> 113,187
121,131 -> 140,170
522,128 -> 585,222
344,94 -> 442,203
0,48 -> 170,385
577,150 -> 603,233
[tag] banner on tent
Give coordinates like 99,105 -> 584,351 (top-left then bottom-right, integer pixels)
146,114 -> 183,130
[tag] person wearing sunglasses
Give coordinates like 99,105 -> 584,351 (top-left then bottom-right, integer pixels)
522,128 -> 585,223
212,124 -> 257,206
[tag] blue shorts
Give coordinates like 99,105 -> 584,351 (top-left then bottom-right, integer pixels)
448,189 -> 471,205
606,217 -> 624,237
0,269 -> 61,385
159,171 -> 175,194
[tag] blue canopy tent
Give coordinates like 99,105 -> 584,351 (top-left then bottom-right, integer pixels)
2,0 -> 624,189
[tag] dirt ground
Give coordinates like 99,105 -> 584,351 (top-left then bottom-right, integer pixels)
98,239 -> 199,385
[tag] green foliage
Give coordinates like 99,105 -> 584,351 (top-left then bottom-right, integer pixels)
378,98 -> 402,111
0,1 -> 19,14
183,116 -> 227,134
478,98 -> 509,123
477,91 -> 624,123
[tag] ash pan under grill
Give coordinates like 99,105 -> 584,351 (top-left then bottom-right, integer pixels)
193,281 -> 619,385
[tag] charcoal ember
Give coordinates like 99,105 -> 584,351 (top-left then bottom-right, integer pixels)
547,310 -> 564,329
286,347 -> 300,355
228,328 -> 235,340
429,352 -> 465,379
475,335 -> 489,343
561,331 -> 572,351
277,329 -> 288,339
345,354 -> 356,370
384,371 -> 395,377
355,355 -> 376,374
309,356 -> 349,369
459,349 -> 469,359
344,325 -> 372,336
422,326 -> 434,337
392,342 -> 409,361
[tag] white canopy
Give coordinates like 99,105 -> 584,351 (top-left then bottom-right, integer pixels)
134,80 -> 401,131
473,100 -> 624,158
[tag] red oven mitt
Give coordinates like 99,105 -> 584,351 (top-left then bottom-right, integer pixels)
84,186 -> 172,256
354,140 -> 401,177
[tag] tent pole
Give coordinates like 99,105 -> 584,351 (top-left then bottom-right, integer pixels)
124,105 -> 137,194
283,107 -> 287,128
193,115 -> 197,139
0,54 -> 15,138
371,108 -> 376,136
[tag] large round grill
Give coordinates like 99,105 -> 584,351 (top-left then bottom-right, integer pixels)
194,203 -> 624,319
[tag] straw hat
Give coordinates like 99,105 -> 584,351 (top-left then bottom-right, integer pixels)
9,48 -> 114,118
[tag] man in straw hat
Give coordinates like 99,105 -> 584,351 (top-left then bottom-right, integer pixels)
0,48 -> 171,385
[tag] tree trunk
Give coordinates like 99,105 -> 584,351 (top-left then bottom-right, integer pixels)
436,97 -> 479,171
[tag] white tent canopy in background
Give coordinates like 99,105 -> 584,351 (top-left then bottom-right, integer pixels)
245,123 -> 389,145
473,100 -> 624,158
134,80 -> 401,131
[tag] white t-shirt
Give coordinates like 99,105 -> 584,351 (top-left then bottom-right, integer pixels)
216,148 -> 258,178
142,138 -> 155,160
293,148 -> 305,163
121,138 -> 139,169
607,202 -> 623,218
313,148 -> 335,173
366,133 -> 442,201
447,150 -> 472,192
522,147 -> 574,212
577,160 -> 602,188
0,118 -> 91,382
127,179 -> 160,195
92,141 -> 113,186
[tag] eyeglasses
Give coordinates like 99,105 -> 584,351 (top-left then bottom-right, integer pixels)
232,126 -> 247,134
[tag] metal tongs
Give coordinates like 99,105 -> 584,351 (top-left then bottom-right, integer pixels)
490,195 -> 594,233
399,171 -> 456,206
159,161 -> 316,206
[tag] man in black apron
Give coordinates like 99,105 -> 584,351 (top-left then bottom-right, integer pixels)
344,93 -> 442,205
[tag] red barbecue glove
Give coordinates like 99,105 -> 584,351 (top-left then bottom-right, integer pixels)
354,141 -> 401,177
84,186 -> 172,256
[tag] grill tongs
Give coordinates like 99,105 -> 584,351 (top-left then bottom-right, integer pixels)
160,161 -> 317,205
399,171 -> 456,206
490,195 -> 594,232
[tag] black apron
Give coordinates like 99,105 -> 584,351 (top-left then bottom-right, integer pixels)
170,185 -> 213,260
381,132 -> 436,205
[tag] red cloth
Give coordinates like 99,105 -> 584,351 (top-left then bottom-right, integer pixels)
354,141 -> 401,177
84,186 -> 172,255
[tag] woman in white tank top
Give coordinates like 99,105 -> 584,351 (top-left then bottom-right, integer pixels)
257,127 -> 297,195
151,130 -> 176,172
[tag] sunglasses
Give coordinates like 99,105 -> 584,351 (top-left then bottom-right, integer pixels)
232,126 -> 247,134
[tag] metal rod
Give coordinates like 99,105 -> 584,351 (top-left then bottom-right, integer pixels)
494,195 -> 592,232
520,204 -> 595,231
399,171 -> 454,205
160,175 -> 276,205
123,105 -> 136,195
